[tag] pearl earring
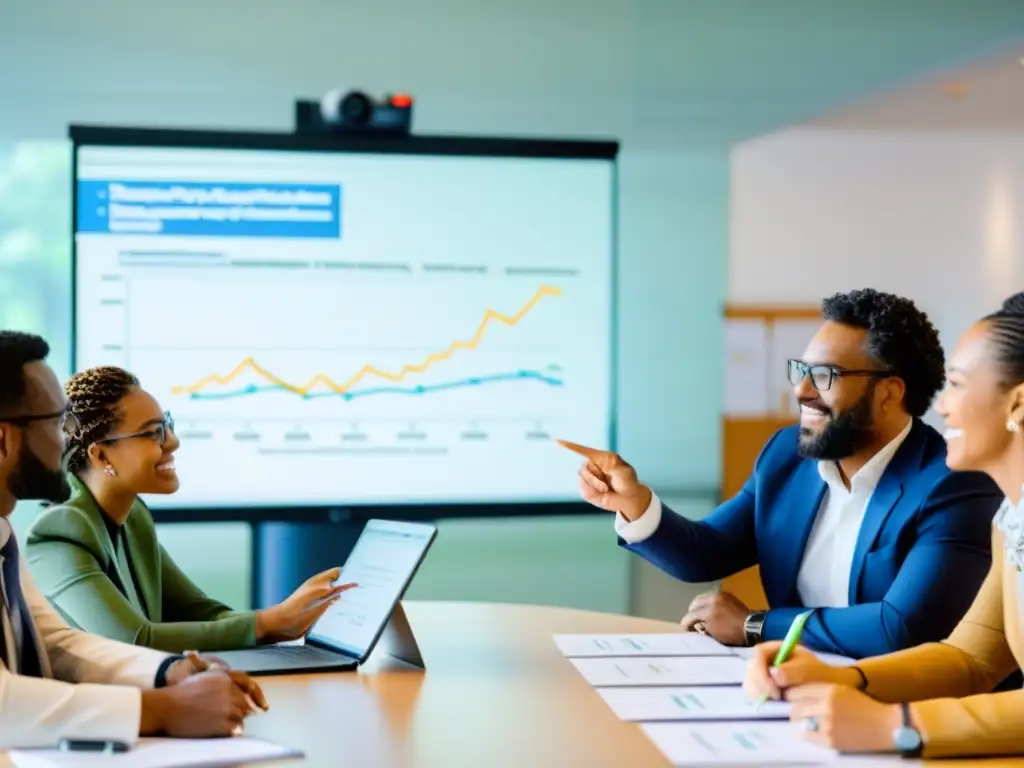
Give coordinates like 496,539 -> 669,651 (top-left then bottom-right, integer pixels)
104,465 -> 117,477
1007,420 -> 1021,434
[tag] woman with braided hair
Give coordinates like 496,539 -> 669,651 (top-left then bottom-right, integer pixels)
23,366 -> 355,653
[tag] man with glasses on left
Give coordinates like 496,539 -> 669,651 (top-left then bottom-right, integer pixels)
559,289 -> 1004,660
0,330 -> 267,748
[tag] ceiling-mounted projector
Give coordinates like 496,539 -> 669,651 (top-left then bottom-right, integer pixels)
294,89 -> 414,136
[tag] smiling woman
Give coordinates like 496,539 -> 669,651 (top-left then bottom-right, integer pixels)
22,365 -> 355,653
62,366 -> 181,497
939,293 -> 1024,486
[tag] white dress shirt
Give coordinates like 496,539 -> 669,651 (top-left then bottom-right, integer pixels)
796,418 -> 911,607
615,418 -> 913,608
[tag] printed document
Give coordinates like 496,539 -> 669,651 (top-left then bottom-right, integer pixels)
641,721 -> 837,765
554,633 -> 734,657
732,647 -> 856,667
598,686 -> 790,722
569,656 -> 747,687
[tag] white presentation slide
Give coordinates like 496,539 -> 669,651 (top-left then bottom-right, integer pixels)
73,143 -> 614,508
307,520 -> 433,656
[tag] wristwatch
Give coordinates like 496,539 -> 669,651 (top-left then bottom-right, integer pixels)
892,702 -> 923,758
743,611 -> 767,647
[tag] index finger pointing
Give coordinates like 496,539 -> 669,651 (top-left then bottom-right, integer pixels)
555,439 -> 605,461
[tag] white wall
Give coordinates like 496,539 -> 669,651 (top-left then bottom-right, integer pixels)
731,128 -> 1024,367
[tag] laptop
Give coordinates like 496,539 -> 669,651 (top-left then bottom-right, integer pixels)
209,518 -> 437,675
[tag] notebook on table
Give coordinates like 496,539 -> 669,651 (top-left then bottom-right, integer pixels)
10,736 -> 302,768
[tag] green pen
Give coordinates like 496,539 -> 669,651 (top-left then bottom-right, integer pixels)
754,609 -> 813,711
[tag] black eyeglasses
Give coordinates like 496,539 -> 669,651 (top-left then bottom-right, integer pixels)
0,406 -> 81,436
788,359 -> 894,392
95,411 -> 175,446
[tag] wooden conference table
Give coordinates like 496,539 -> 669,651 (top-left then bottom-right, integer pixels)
246,602 -> 1016,767
1,602 -> 1019,766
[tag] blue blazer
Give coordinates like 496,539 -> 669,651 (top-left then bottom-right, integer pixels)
625,420 -> 1003,658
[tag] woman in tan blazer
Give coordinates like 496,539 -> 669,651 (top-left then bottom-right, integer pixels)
744,291 -> 1024,760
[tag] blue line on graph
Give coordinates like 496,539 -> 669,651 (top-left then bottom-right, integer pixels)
186,370 -> 564,401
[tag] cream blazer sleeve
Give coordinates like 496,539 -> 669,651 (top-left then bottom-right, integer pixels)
0,557 -> 170,749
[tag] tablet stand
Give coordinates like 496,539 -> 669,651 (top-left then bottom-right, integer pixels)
378,601 -> 425,669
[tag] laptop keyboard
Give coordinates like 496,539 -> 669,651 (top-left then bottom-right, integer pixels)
264,644 -> 346,662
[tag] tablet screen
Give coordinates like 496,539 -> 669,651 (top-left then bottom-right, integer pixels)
306,519 -> 436,660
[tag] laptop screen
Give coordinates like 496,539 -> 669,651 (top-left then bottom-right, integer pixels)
306,519 -> 436,660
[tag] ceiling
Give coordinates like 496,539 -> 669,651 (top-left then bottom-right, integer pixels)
809,38 -> 1024,131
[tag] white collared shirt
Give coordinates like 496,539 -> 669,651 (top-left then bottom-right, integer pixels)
616,418 -> 913,608
796,418 -> 912,607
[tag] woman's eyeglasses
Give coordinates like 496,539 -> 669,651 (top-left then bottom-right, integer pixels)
94,412 -> 176,446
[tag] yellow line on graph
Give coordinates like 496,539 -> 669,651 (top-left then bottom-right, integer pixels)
170,284 -> 562,397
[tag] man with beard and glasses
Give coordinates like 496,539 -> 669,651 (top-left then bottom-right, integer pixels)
559,289 -> 1003,659
0,331 -> 268,748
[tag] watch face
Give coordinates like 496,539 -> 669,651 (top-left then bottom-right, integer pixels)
892,726 -> 922,753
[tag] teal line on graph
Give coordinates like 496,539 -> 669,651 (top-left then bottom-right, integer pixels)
186,369 -> 564,401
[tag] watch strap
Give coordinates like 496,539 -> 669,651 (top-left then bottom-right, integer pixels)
742,611 -> 767,647
894,702 -> 924,758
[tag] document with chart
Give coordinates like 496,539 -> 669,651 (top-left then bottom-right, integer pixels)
641,721 -> 837,766
597,686 -> 790,722
553,633 -> 734,658
568,656 -> 747,687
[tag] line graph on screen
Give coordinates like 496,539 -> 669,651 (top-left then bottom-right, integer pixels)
171,284 -> 563,403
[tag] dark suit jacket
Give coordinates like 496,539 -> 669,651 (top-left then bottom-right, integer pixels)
623,420 -> 1003,658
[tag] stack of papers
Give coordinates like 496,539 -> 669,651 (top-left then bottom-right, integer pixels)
554,632 -> 855,766
10,737 -> 303,768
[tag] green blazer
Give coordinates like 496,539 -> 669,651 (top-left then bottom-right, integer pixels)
24,475 -> 258,653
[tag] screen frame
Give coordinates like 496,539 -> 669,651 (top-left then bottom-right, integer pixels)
305,518 -> 437,663
68,123 -> 619,523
